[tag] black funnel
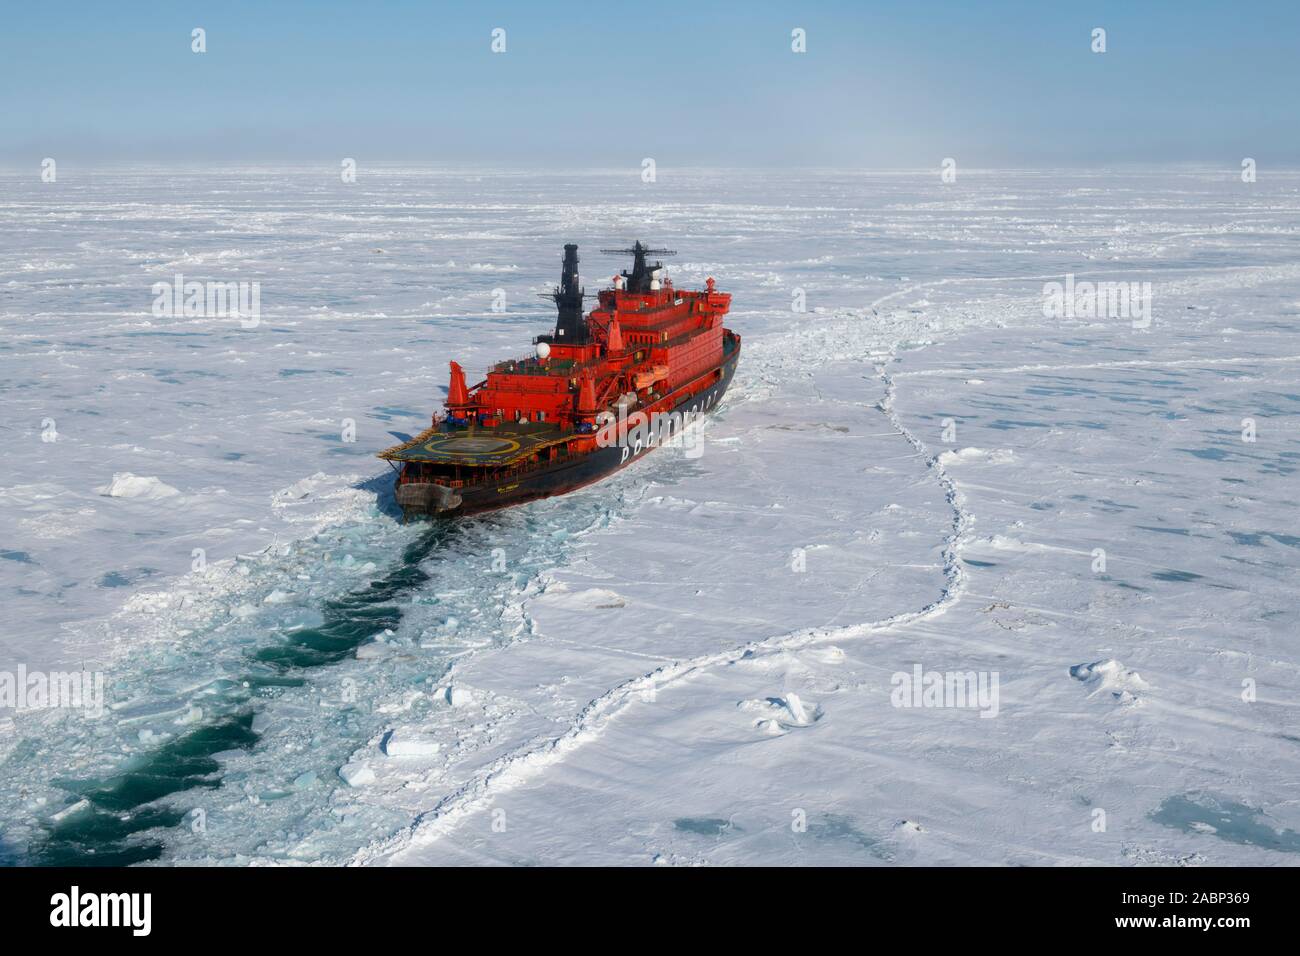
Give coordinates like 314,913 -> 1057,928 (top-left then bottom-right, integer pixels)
552,244 -> 586,341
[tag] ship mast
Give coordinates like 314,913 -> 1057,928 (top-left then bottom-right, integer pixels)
601,240 -> 676,293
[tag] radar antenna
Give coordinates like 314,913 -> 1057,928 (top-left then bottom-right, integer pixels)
600,240 -> 676,293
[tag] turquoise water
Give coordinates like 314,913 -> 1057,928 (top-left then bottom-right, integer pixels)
34,525 -> 454,866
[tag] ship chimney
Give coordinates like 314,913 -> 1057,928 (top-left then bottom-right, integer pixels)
552,243 -> 586,341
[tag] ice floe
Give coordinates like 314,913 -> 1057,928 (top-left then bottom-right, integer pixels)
94,473 -> 181,499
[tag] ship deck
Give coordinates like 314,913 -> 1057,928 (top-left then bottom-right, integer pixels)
378,421 -> 571,467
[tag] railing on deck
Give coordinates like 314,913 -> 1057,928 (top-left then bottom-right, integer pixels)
492,358 -> 577,376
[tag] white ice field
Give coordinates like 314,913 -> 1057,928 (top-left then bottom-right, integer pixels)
1,166 -> 1298,865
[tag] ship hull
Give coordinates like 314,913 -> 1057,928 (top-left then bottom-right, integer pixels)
397,344 -> 739,520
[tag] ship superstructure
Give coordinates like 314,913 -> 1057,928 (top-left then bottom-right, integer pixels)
378,242 -> 740,518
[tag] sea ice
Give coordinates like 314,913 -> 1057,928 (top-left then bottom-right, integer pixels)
3,166 -> 1298,867
381,731 -> 441,757
94,473 -> 180,499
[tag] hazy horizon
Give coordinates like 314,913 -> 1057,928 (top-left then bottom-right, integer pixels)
4,0 -> 1298,168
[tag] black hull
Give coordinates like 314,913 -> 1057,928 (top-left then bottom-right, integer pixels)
398,347 -> 739,519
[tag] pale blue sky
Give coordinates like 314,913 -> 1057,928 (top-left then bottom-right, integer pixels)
2,0 -> 1296,165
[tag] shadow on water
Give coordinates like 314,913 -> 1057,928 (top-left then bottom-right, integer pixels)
358,469 -> 404,522
31,520 -> 457,866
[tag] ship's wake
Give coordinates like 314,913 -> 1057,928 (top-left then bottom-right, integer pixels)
14,477 -> 638,865
30,522 -> 453,864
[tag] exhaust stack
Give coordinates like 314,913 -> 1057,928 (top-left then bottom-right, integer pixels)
552,243 -> 586,341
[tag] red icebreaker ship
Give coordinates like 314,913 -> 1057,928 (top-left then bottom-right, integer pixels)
379,242 -> 741,518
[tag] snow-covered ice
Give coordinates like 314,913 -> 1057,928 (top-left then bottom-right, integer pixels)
2,166 -> 1299,866
95,473 -> 181,499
